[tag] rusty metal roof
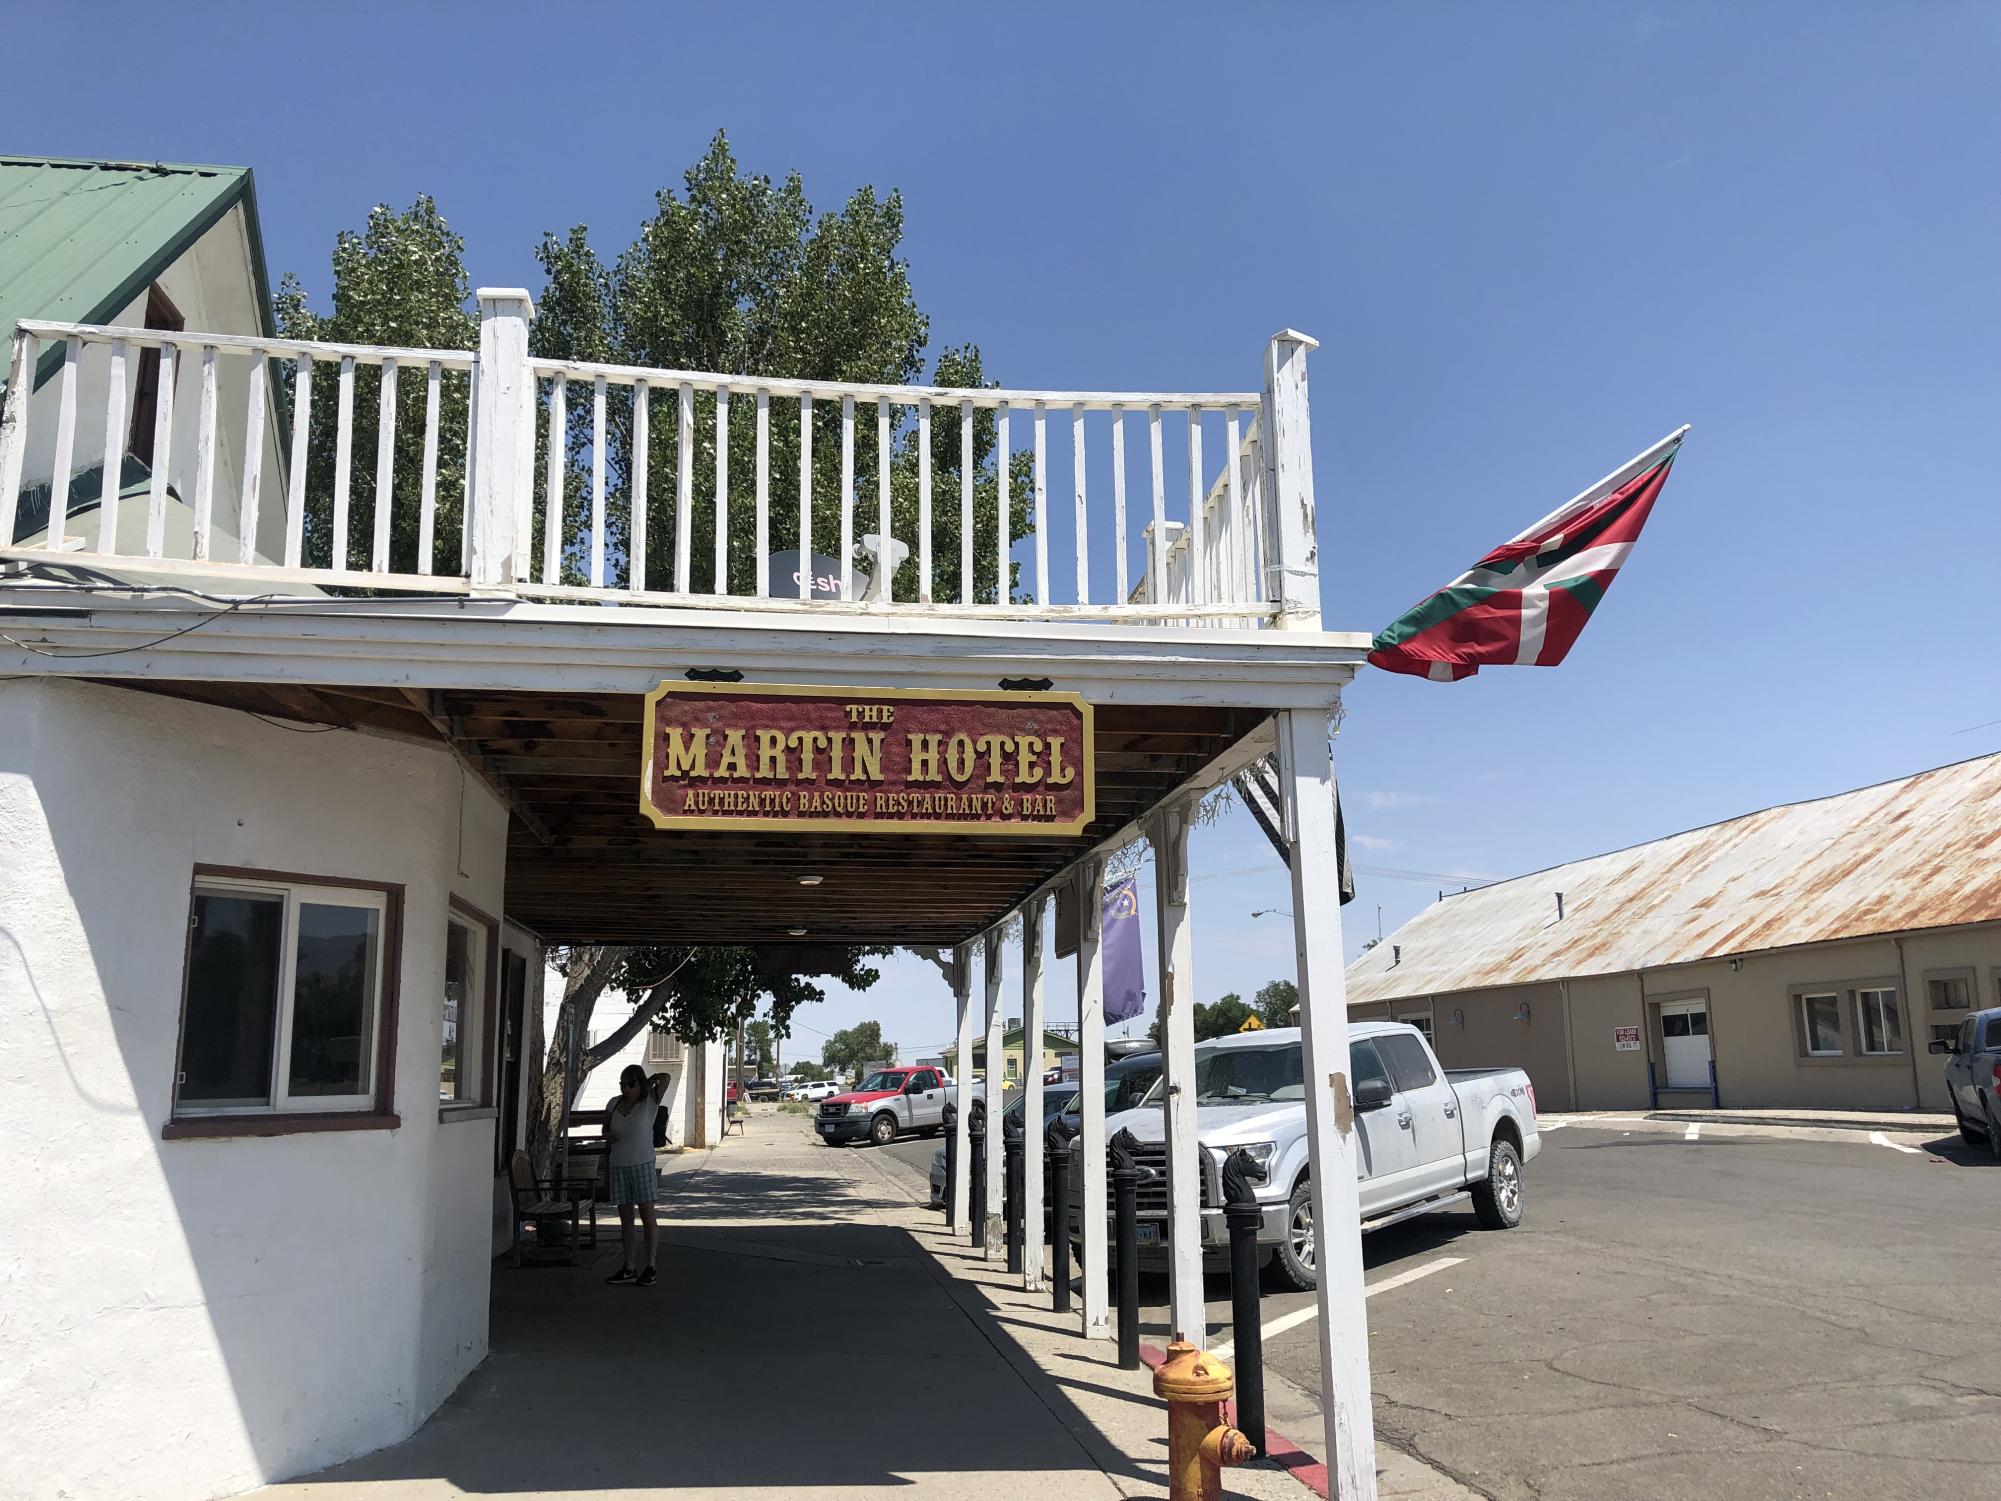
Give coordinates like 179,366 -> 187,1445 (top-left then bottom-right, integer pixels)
1346,753 -> 2001,1003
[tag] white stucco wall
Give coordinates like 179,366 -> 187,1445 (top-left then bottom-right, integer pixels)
0,678 -> 507,1500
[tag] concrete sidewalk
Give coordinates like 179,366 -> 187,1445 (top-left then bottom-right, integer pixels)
1547,1106 -> 1957,1136
242,1110 -> 1472,1499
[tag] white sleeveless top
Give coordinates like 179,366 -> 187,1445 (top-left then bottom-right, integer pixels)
605,1096 -> 656,1168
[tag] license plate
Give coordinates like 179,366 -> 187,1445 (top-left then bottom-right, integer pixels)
1136,1223 -> 1162,1246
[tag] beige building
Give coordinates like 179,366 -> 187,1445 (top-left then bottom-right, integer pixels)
1344,754 -> 2001,1116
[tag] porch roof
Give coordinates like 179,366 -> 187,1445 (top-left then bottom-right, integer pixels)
118,676 -> 1263,945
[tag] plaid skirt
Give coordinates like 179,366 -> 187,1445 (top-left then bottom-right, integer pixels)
609,1162 -> 659,1206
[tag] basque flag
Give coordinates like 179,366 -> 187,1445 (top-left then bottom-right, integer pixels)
1369,427 -> 1686,682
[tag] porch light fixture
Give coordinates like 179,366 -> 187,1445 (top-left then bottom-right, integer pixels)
1513,1002 -> 1533,1025
1451,1008 -> 1465,1028
798,875 -> 824,887
786,926 -> 808,937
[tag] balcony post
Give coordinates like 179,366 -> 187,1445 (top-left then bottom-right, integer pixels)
1278,702 -> 1377,1499
1260,330 -> 1322,628
1149,796 -> 1206,1347
469,288 -> 534,589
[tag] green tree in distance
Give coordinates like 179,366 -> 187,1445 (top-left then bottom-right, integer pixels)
823,1021 -> 894,1079
530,131 -> 1032,602
274,197 -> 477,573
1256,979 -> 1300,1028
1147,992 -> 1261,1045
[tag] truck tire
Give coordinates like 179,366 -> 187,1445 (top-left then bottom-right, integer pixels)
870,1112 -> 899,1147
1263,1178 -> 1317,1293
1471,1139 -> 1524,1229
1953,1103 -> 1983,1146
1986,1099 -> 2001,1162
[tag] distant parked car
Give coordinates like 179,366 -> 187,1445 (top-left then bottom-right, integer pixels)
800,1080 -> 840,1102
1932,1006 -> 2001,1157
931,1051 -> 1160,1207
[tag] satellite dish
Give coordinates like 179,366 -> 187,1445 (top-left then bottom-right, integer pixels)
859,534 -> 910,603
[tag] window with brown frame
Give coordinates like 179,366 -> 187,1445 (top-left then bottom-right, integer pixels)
166,867 -> 403,1138
128,284 -> 185,467
440,895 -> 500,1115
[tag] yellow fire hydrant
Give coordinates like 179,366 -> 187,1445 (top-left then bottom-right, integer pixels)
1154,1338 -> 1257,1501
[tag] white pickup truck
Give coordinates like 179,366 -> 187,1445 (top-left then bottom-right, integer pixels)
1096,1021 -> 1540,1291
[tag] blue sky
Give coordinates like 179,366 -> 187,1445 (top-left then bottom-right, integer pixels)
22,3 -> 1998,1062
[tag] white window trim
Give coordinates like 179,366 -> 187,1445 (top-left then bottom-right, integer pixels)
1797,991 -> 1843,1058
440,912 -> 490,1106
1855,987 -> 1903,1056
176,876 -> 389,1117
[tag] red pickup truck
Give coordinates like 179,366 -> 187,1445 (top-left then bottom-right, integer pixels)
815,1065 -> 951,1146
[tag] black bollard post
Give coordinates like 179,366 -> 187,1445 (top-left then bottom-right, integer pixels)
1003,1125 -> 1024,1275
942,1102 -> 959,1229
1111,1126 -> 1142,1371
968,1108 -> 988,1249
1222,1148 -> 1269,1458
1046,1117 -> 1075,1313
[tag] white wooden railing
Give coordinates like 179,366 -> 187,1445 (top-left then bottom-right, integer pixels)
0,288 -> 1321,629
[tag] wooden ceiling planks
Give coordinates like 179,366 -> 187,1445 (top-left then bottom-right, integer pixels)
92,679 -> 1261,947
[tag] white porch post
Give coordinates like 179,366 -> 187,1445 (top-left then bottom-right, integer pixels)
1075,857 -> 1110,1338
1150,799 -> 1206,1347
470,288 -> 534,590
981,928 -> 1007,1257
1279,704 -> 1377,1500
1261,330 -> 1321,629
1020,895 -> 1048,1291
950,941 -> 975,1235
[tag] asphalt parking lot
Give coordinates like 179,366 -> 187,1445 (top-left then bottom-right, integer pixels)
880,1114 -> 2000,1501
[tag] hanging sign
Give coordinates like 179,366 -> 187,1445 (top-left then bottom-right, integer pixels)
641,682 -> 1094,836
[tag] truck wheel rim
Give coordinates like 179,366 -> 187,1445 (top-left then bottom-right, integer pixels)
1291,1199 -> 1315,1271
1497,1152 -> 1521,1216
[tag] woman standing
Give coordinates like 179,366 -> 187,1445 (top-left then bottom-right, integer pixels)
603,1064 -> 670,1286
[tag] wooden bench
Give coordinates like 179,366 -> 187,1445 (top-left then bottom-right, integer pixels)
506,1150 -> 599,1267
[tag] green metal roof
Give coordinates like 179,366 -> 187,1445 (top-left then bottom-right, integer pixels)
0,157 -> 274,391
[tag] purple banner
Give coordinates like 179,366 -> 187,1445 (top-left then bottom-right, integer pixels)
1102,874 -> 1147,1025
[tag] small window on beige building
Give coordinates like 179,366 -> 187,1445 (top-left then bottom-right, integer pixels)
1797,992 -> 1843,1057
1927,971 -> 1974,1011
1855,988 -> 1903,1056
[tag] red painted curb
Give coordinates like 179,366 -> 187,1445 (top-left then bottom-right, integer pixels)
1136,1342 -> 1331,1500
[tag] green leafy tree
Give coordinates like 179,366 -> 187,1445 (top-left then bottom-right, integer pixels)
1147,993 -> 1261,1044
274,197 -> 478,573
529,132 -> 1032,601
531,942 -> 888,1174
745,1018 -> 775,1075
823,1021 -> 894,1079
1256,980 -> 1300,1028
787,1060 -> 832,1083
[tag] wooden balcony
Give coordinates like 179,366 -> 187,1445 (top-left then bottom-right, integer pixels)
1,292 -> 1325,636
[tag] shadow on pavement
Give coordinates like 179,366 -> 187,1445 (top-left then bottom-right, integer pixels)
266,1172 -> 1154,1494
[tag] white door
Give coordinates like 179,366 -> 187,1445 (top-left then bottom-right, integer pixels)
1660,1001 -> 1711,1090
1349,1039 -> 1419,1216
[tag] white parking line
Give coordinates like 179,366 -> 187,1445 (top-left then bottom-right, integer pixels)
1209,1256 -> 1466,1361
1869,1130 -> 1922,1155
1684,1123 -> 1702,1141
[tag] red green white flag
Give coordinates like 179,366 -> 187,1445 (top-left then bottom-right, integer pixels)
1368,428 -> 1687,682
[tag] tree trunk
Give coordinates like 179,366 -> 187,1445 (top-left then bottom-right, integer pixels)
526,948 -> 691,1180
527,946 -> 613,1180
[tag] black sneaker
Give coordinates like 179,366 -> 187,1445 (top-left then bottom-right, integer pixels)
635,1267 -> 658,1288
604,1266 -> 636,1285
